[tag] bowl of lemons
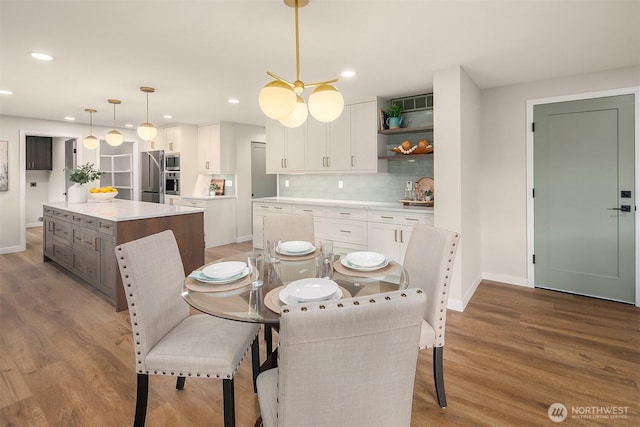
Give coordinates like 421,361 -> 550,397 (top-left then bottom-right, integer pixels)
89,186 -> 118,201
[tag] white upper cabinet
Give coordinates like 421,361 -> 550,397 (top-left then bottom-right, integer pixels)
164,127 -> 181,153
197,122 -> 236,174
266,120 -> 305,173
349,100 -> 378,172
305,111 -> 350,172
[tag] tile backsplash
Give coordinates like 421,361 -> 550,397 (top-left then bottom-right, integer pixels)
278,158 -> 433,202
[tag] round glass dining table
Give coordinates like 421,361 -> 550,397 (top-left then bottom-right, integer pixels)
182,251 -> 409,325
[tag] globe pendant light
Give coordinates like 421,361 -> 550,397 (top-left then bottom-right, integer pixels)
83,108 -> 99,150
137,86 -> 158,141
259,0 -> 343,127
279,95 -> 308,128
106,99 -> 124,146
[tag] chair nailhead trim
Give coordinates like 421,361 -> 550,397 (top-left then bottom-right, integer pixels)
319,305 -> 326,309
369,299 -> 376,303
283,308 -> 289,313
337,303 -> 343,307
301,307 -> 307,311
385,296 -> 391,300
353,301 -> 360,305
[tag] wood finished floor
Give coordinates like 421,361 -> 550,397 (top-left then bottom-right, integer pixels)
1,228 -> 638,426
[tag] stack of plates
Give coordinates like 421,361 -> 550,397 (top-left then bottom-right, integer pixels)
279,278 -> 342,304
276,240 -> 316,256
197,261 -> 250,284
341,251 -> 389,271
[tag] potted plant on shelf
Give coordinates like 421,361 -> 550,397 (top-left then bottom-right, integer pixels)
66,162 -> 103,203
385,103 -> 403,129
209,183 -> 219,196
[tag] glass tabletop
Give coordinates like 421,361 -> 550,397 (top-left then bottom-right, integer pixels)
182,250 -> 409,324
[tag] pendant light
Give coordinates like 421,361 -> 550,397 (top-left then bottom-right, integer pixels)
83,109 -> 99,150
106,99 -> 124,146
259,0 -> 344,127
137,86 -> 158,141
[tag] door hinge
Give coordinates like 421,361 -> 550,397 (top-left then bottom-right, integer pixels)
533,254 -> 536,264
531,122 -> 535,132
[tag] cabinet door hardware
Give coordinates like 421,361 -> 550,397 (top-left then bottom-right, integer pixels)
405,217 -> 419,222
94,237 -> 101,252
339,229 -> 352,233
351,156 -> 355,167
339,212 -> 351,216
400,230 -> 404,243
381,216 -> 394,219
394,229 -> 398,243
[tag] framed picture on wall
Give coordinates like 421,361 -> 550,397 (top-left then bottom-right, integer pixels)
0,140 -> 7,191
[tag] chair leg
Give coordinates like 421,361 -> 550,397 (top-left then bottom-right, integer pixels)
134,373 -> 149,427
433,347 -> 447,408
223,378 -> 235,427
264,324 -> 273,356
176,376 -> 185,390
251,336 -> 260,393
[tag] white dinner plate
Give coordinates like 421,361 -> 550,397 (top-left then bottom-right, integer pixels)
277,240 -> 314,254
276,244 -> 316,256
196,267 -> 250,284
285,278 -> 339,302
340,257 -> 389,272
345,251 -> 386,268
202,261 -> 247,280
279,287 -> 343,305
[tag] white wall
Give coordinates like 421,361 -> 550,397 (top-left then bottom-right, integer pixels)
433,65 -> 483,311
232,123 -> 266,242
0,115 -> 137,253
480,66 -> 640,286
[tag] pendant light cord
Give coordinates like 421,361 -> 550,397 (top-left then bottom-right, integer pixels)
294,0 -> 300,82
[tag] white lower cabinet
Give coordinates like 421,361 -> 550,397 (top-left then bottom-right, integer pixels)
252,200 -> 434,260
366,210 -> 433,264
183,197 -> 237,248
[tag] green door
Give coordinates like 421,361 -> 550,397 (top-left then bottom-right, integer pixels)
534,95 -> 635,303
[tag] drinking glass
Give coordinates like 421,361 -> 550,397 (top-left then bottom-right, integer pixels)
247,251 -> 264,288
266,239 -> 280,263
316,240 -> 334,279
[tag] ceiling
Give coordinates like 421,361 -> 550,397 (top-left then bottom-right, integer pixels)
1,0 -> 638,130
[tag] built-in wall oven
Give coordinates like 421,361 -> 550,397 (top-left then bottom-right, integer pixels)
165,153 -> 180,171
165,172 -> 180,195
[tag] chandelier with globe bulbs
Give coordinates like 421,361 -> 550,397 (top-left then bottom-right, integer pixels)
258,0 -> 344,128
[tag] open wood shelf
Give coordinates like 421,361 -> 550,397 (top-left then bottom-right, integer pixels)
378,153 -> 433,160
378,125 -> 433,135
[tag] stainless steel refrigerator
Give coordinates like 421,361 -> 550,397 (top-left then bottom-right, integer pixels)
141,150 -> 164,203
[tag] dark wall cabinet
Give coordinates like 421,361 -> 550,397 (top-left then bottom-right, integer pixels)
26,136 -> 53,170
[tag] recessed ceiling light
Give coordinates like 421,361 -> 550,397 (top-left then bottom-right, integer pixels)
29,51 -> 54,61
0,89 -> 13,95
125,123 -> 134,128
228,98 -> 240,104
341,70 -> 356,78
64,116 -> 75,121
163,114 -> 173,119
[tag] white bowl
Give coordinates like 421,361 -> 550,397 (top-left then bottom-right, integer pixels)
277,240 -> 313,253
202,261 -> 247,280
346,251 -> 386,268
90,191 -> 118,201
286,278 -> 339,302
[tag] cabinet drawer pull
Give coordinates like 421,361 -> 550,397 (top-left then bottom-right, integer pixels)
94,237 -> 101,251
339,212 -> 351,216
303,209 -> 312,212
339,229 -> 351,233
327,157 -> 330,167
260,205 -> 269,209
205,161 -> 210,170
394,229 -> 398,243
405,217 -> 420,222
49,222 -> 54,232
274,207 -> 283,210
381,216 -> 394,220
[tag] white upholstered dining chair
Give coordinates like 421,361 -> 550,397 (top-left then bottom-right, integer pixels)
261,213 -> 315,354
262,213 -> 315,250
115,230 -> 261,427
256,288 -> 427,427
403,224 -> 460,408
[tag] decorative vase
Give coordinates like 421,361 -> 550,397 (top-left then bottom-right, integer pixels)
386,116 -> 403,129
209,191 -> 216,196
67,183 -> 87,203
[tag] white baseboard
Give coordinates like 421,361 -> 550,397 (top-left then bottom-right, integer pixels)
482,272 -> 531,288
236,234 -> 253,243
0,245 -> 25,254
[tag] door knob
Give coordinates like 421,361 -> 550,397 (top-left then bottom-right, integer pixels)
607,205 -> 631,212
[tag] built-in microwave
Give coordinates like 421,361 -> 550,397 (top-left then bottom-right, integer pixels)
165,172 -> 180,195
165,153 -> 180,171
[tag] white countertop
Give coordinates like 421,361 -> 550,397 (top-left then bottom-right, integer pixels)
44,199 -> 204,222
252,197 -> 434,214
182,195 -> 237,201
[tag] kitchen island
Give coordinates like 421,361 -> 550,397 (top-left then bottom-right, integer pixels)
43,200 -> 205,311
